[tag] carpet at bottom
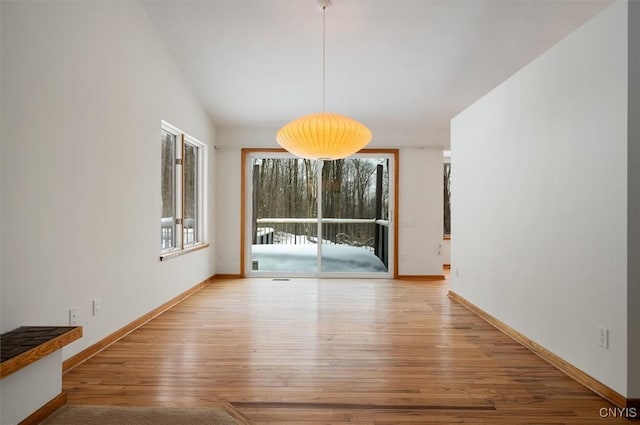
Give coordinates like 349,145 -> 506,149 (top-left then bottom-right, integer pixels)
40,405 -> 239,425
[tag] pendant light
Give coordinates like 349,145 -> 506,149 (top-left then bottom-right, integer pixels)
276,0 -> 372,161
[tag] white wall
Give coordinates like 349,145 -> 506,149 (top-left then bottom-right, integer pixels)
215,128 -> 444,276
0,2 -> 4,417
628,0 -> 640,400
1,352 -> 61,425
398,148 -> 444,275
0,0 -> 216,361
215,145 -> 243,274
441,238 -> 450,265
451,0 -> 628,396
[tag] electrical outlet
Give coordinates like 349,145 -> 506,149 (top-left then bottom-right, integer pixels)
92,298 -> 101,316
455,267 -> 460,278
598,326 -> 609,349
69,308 -> 78,325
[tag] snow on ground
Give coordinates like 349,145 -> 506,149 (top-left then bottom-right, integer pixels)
251,244 -> 387,273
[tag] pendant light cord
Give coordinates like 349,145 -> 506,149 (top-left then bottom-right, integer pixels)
322,4 -> 326,113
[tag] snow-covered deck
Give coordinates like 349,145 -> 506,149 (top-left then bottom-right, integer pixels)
251,244 -> 387,273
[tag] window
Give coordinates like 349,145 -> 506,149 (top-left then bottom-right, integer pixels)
160,121 -> 207,259
183,142 -> 199,245
444,162 -> 451,236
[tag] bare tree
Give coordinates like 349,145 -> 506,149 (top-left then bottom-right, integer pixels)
444,163 -> 451,235
253,157 -> 388,247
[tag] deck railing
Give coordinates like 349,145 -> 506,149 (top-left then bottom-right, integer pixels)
254,218 -> 389,266
161,217 -> 196,249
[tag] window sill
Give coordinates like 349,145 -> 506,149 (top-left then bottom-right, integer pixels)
160,243 -> 210,261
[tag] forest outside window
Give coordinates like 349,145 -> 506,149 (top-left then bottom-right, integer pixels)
160,121 -> 208,260
444,162 -> 451,237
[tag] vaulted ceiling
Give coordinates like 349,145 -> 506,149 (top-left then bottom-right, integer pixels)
141,0 -> 611,147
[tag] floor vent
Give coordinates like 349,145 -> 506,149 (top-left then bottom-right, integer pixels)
272,278 -> 291,282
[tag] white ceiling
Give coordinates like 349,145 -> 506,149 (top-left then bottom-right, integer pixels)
141,0 -> 611,146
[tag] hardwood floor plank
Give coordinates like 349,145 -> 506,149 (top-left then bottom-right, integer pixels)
63,278 -> 632,424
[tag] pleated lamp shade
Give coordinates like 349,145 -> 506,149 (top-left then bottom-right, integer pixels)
276,112 -> 372,161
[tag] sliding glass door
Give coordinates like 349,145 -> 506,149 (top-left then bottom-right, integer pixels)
319,157 -> 390,273
249,156 -> 319,273
245,151 -> 394,277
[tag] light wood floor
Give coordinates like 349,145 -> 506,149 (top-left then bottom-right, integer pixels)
63,277 -> 630,424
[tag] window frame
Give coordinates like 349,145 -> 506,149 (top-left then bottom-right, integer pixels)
161,127 -> 178,251
160,121 -> 209,260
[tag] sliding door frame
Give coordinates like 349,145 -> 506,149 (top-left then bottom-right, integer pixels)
240,148 -> 399,278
